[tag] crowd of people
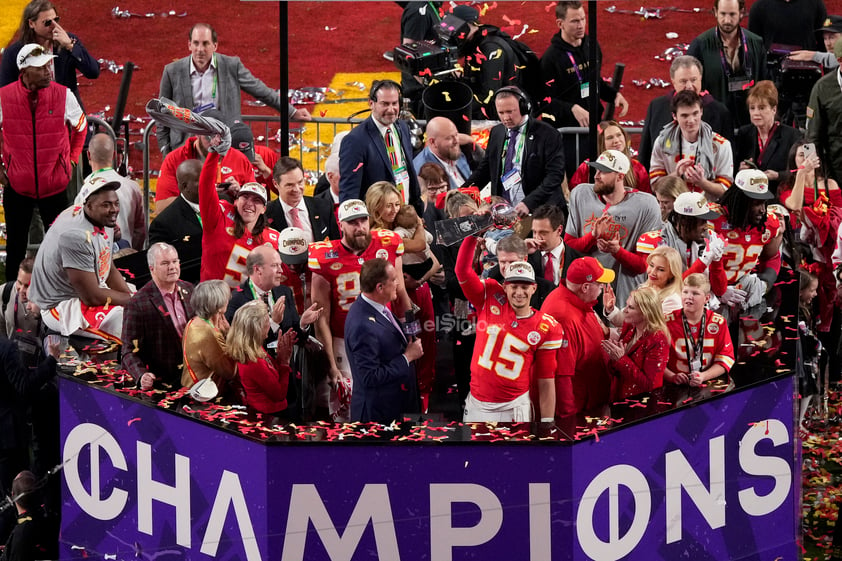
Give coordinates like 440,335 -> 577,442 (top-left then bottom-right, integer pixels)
0,0 -> 841,557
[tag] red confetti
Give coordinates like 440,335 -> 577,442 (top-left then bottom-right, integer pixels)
353,162 -> 364,172
127,417 -> 141,426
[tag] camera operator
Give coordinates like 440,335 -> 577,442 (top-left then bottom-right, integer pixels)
448,5 -> 523,120
399,2 -> 443,117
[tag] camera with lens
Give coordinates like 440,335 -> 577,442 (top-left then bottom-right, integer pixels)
392,14 -> 469,83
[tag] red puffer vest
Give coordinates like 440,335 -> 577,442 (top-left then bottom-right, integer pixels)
0,79 -> 71,199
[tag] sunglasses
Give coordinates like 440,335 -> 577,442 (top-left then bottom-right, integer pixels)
42,16 -> 60,26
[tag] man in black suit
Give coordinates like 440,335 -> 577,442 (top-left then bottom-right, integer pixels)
148,159 -> 203,284
122,242 -> 195,390
265,156 -> 339,243
485,235 -> 555,310
463,87 -> 566,216
338,80 -> 423,214
638,55 -> 734,170
345,258 -> 423,423
525,204 -> 582,285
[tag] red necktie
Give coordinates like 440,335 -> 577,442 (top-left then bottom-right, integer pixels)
544,253 -> 555,283
289,206 -> 304,229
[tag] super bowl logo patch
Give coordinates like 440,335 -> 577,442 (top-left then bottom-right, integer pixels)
489,305 -> 501,315
376,249 -> 389,259
331,263 -> 343,270
527,331 -> 541,345
708,323 -> 719,335
325,250 -> 339,259
494,293 -> 507,305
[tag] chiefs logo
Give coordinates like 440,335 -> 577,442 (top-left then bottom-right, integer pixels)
221,166 -> 233,174
527,331 -> 541,345
727,231 -> 738,239
330,263 -> 343,270
376,249 -> 389,259
490,306 -> 500,315
708,323 -> 719,335
761,230 -> 771,243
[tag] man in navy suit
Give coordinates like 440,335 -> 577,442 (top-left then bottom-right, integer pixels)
345,258 -> 423,423
265,156 -> 339,243
412,116 -> 473,189
339,80 -> 423,214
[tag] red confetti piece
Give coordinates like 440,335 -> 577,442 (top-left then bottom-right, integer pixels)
353,162 -> 364,172
127,417 -> 141,426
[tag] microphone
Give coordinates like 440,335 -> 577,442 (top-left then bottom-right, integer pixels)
403,310 -> 421,339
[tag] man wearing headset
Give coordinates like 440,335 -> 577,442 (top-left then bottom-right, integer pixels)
338,79 -> 423,214
462,87 -> 566,217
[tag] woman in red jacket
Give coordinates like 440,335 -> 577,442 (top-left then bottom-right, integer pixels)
226,300 -> 297,416
602,286 -> 670,401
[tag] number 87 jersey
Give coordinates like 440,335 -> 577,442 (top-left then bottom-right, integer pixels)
308,230 -> 404,338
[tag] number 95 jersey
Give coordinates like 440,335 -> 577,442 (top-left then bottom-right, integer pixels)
308,229 -> 404,337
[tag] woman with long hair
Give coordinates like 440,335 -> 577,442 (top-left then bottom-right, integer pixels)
227,301 -> 297,417
365,181 -> 439,412
603,245 -> 685,326
198,149 -> 282,287
602,286 -> 670,401
569,120 -> 650,193
0,0 -> 100,100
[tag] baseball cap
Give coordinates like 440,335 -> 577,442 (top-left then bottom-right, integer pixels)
77,176 -> 121,202
278,227 -> 309,265
818,15 -> 842,33
17,43 -> 56,70
337,199 -> 369,222
237,182 -> 267,204
230,122 -> 255,162
566,257 -> 615,285
673,192 -> 720,220
504,261 -> 536,284
588,150 -> 631,174
451,5 -> 479,23
733,169 -> 774,200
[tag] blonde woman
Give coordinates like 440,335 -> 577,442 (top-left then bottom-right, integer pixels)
602,286 -> 670,401
604,245 -> 684,327
227,300 -> 297,416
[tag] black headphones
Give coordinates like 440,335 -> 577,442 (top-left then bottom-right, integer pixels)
493,85 -> 531,115
369,79 -> 403,102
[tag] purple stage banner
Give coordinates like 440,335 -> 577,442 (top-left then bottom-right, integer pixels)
60,375 -> 797,560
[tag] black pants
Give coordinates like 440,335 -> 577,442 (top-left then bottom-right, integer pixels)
3,186 -> 67,281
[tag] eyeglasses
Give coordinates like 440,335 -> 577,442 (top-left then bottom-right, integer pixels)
426,182 -> 449,193
42,16 -> 60,26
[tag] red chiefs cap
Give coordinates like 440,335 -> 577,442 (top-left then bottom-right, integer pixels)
566,257 -> 615,284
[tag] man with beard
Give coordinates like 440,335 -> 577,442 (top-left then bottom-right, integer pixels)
29,176 -> 132,343
564,150 -> 661,304
687,0 -> 768,127
711,169 -> 782,311
630,192 -> 728,295
339,80 -> 422,213
412,116 -> 473,190
650,90 -> 734,200
638,56 -> 734,170
308,199 -> 411,421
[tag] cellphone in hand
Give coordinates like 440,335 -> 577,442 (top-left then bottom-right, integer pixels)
802,143 -> 817,160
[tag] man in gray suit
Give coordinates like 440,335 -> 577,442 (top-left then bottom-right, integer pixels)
157,23 -> 311,154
